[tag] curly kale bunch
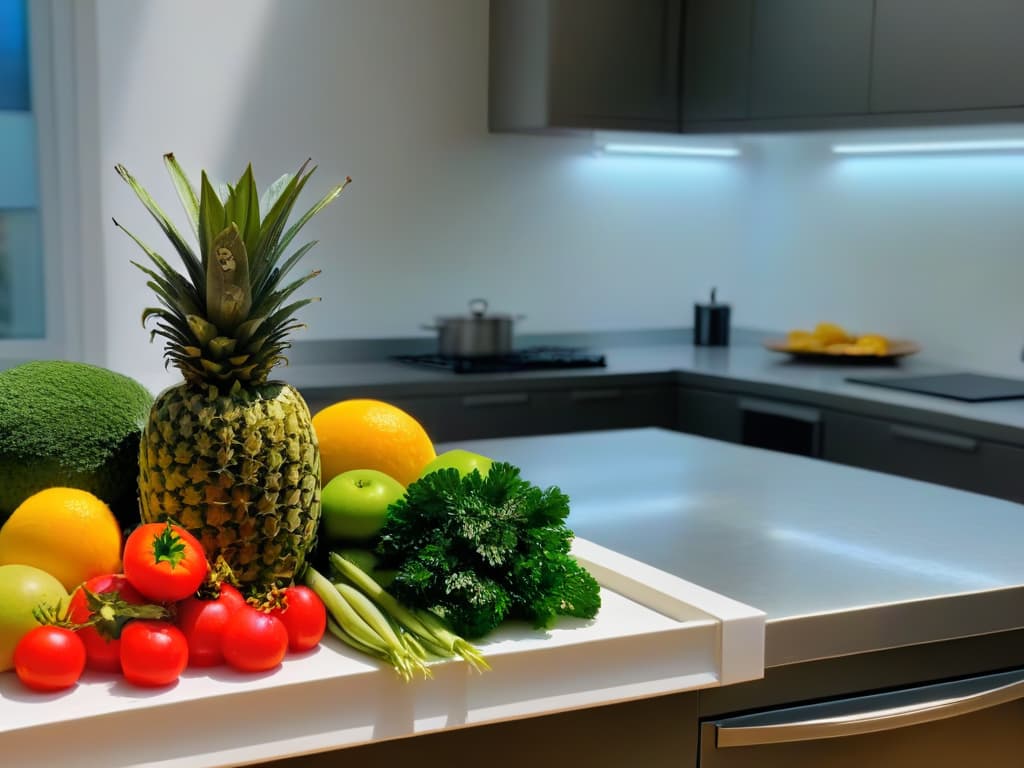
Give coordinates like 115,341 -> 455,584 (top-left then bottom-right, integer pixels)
375,462 -> 601,639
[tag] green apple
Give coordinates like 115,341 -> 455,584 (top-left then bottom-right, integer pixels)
419,448 -> 494,480
321,469 -> 406,543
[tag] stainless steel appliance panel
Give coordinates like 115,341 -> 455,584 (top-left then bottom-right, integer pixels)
699,668 -> 1024,767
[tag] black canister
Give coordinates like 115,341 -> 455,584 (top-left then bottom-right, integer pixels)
694,288 -> 730,346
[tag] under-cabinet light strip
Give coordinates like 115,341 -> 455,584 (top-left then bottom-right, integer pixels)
832,139 -> 1024,155
601,143 -> 740,158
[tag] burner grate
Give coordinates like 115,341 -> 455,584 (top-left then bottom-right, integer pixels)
394,347 -> 606,373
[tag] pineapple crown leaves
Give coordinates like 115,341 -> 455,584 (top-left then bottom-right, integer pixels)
113,153 -> 352,387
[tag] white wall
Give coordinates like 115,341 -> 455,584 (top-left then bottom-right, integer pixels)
86,0 -> 1024,384
90,0 -> 747,387
734,127 -> 1024,377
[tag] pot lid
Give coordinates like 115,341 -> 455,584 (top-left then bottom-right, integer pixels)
435,299 -> 519,322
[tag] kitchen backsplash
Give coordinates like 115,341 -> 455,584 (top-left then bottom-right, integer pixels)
84,1 -> 1024,380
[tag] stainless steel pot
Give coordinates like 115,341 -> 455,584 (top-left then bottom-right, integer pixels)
421,299 -> 525,357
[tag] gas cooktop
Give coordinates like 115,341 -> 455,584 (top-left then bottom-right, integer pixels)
394,346 -> 607,374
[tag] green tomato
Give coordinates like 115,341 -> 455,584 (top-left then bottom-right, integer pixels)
419,449 -> 494,480
321,469 -> 406,543
0,563 -> 70,671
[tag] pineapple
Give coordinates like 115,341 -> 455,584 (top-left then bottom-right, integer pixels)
115,154 -> 350,588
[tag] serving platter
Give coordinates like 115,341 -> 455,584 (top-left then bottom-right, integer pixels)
763,338 -> 921,362
0,539 -> 764,768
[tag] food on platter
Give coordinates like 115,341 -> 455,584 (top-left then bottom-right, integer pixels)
0,360 -> 152,526
312,398 -> 437,486
0,155 -> 600,696
769,323 -> 916,359
115,155 -> 350,589
321,469 -> 406,544
0,487 -> 123,591
0,564 -> 70,671
376,462 -> 601,640
419,448 -> 494,480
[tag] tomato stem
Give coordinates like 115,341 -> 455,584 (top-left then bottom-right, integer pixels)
151,521 -> 189,568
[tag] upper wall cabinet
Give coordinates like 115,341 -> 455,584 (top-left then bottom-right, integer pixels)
681,0 -> 751,123
490,0 -> 1024,136
871,0 -> 1024,115
489,0 -> 682,133
748,0 -> 873,119
683,0 -> 874,127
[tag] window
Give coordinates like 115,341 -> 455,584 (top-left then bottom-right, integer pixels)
0,0 -> 44,341
0,0 -> 83,366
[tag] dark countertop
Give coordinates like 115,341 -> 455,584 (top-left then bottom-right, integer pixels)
133,328 -> 1024,444
275,330 -> 1024,445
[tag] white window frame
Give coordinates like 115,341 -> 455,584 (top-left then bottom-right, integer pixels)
0,0 -> 99,367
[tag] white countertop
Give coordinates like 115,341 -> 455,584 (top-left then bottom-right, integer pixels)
0,538 -> 762,767
452,428 -> 1024,667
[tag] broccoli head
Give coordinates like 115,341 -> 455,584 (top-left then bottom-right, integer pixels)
0,360 -> 152,526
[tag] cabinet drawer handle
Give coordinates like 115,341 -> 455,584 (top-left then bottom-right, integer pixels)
889,424 -> 978,452
570,388 -> 624,401
716,673 -> 1024,747
461,392 -> 529,407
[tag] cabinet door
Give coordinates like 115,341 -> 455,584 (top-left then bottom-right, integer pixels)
548,0 -> 682,130
682,0 -> 752,123
539,385 -> 677,434
749,0 -> 873,118
822,411 -> 1024,503
872,0 -> 1024,113
446,385 -> 676,441
676,387 -> 742,443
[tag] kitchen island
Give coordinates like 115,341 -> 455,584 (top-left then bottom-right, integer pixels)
5,427 -> 1024,767
269,427 -> 1024,767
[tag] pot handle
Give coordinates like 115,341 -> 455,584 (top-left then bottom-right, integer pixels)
467,299 -> 527,323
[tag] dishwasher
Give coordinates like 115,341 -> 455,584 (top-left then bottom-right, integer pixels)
698,667 -> 1024,766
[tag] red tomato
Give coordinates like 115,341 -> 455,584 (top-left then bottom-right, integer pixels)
271,586 -> 327,653
216,584 -> 247,612
119,620 -> 188,687
68,574 -> 146,673
14,626 -> 87,692
177,585 -> 246,667
221,606 -> 289,673
122,522 -> 209,603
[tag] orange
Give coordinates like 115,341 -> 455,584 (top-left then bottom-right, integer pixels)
0,487 -> 123,591
313,399 -> 436,486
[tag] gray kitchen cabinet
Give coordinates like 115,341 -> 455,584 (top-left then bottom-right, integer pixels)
682,0 -> 752,123
748,0 -> 873,119
677,388 -> 826,458
683,0 -> 874,129
822,410 -> 1024,503
546,384 -> 678,434
489,0 -> 682,133
490,0 -> 1024,136
676,386 -> 743,443
305,383 -> 678,445
871,0 -> 1024,115
440,384 -> 677,442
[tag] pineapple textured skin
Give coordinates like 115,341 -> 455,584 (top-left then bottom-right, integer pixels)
139,381 -> 320,587
116,154 -> 349,590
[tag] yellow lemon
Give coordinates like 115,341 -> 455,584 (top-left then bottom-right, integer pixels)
0,487 -> 123,591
